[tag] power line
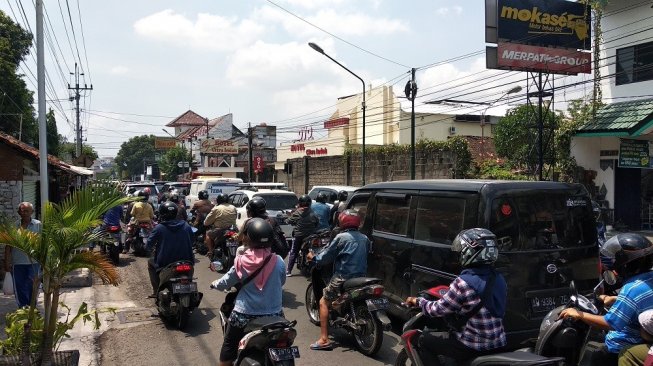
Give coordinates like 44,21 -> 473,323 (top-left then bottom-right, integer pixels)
64,0 -> 85,75
74,0 -> 92,84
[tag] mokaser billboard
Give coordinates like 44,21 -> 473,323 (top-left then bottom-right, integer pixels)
495,0 -> 591,50
488,42 -> 591,74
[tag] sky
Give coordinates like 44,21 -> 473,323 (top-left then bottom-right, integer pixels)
1,0 -> 595,158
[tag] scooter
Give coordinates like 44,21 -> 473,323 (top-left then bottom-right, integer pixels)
211,225 -> 239,273
396,286 -> 565,366
131,222 -> 153,257
156,260 -> 203,330
296,228 -> 331,277
305,261 -> 392,357
103,224 -> 122,265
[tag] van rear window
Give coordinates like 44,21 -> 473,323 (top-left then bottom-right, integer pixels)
489,193 -> 596,251
257,194 -> 298,211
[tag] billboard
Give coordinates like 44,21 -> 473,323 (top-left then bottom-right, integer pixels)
200,139 -> 238,155
487,42 -> 591,74
155,137 -> 176,149
489,0 -> 591,50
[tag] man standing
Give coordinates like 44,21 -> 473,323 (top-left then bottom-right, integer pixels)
4,202 -> 42,308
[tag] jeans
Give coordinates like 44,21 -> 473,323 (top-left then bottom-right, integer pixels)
286,236 -> 307,273
12,263 -> 40,308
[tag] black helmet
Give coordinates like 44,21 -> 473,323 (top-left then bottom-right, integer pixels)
337,190 -> 348,202
216,193 -> 229,205
170,193 -> 180,203
245,218 -> 273,248
452,228 -> 499,268
246,197 -> 267,218
298,194 -> 312,207
198,190 -> 209,200
159,201 -> 179,221
316,192 -> 327,203
600,233 -> 653,279
592,201 -> 602,221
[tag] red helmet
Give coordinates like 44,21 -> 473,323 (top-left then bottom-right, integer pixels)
142,187 -> 151,196
338,209 -> 361,230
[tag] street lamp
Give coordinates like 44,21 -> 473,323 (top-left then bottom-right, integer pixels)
480,85 -> 522,159
308,42 -> 367,185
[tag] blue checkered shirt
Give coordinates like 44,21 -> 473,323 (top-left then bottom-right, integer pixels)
417,277 -> 506,351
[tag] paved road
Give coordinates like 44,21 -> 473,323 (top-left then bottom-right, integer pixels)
99,252 -> 404,365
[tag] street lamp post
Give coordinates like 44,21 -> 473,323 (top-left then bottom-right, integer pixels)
480,85 -> 522,159
309,42 -> 367,185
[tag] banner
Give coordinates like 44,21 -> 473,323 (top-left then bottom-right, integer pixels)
619,139 -> 651,168
200,139 -> 238,155
155,137 -> 176,149
492,42 -> 591,74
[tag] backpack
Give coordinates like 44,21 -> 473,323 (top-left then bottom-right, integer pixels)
267,217 -> 290,259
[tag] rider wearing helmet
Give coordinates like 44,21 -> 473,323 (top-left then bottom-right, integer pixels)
211,217 -> 286,366
286,194 -> 319,276
130,189 -> 154,224
191,190 -> 214,224
560,233 -> 653,361
240,197 -> 289,259
329,190 -> 349,228
146,201 -> 194,298
404,228 -> 508,364
204,193 -> 236,256
307,209 -> 370,350
311,192 -> 331,230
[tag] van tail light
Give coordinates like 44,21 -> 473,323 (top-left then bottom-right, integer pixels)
175,264 -> 192,273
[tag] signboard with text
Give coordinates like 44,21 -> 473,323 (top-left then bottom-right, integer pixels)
200,139 -> 238,155
155,137 -> 176,149
619,139 -> 651,169
324,117 -> 349,129
487,42 -> 590,74
253,155 -> 264,174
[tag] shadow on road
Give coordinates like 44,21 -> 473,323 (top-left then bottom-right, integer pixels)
117,256 -> 137,267
159,307 -> 217,336
328,328 -> 401,362
283,289 -> 303,310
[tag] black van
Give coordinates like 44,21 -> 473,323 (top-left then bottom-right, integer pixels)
346,180 -> 598,348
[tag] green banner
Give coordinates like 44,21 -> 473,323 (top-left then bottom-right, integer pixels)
619,139 -> 651,168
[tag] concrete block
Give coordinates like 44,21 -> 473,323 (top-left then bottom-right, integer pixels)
62,268 -> 93,288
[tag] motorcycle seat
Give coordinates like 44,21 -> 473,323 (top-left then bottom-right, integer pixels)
342,277 -> 382,290
468,351 -> 561,366
244,316 -> 291,333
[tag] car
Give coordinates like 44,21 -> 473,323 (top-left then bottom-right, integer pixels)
308,185 -> 358,205
345,179 -> 599,349
161,182 -> 191,198
124,183 -> 160,210
185,177 -> 244,208
153,181 -> 168,196
228,188 -> 298,240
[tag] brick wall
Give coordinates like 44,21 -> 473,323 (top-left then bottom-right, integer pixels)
0,144 -> 23,181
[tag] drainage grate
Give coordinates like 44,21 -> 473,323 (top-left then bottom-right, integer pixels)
116,308 -> 157,324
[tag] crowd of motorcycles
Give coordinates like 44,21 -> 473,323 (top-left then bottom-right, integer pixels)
91,200 -> 621,366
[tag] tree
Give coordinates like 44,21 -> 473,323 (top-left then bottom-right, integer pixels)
0,10 -> 38,145
60,142 -> 98,163
159,146 -> 191,180
114,135 -> 156,179
44,109 -> 60,156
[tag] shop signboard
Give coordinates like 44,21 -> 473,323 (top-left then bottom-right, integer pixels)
200,139 -> 238,155
155,137 -> 176,149
619,139 -> 652,168
487,42 -> 590,75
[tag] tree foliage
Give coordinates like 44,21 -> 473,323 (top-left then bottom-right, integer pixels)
45,109 -> 60,156
114,135 -> 156,179
159,145 -> 191,180
59,142 -> 98,163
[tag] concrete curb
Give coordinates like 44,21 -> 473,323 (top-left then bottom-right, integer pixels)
62,268 -> 93,288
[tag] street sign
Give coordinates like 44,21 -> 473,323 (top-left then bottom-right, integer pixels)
177,161 -> 190,168
253,155 -> 264,173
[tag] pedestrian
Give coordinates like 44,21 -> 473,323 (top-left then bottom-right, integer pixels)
3,202 -> 42,308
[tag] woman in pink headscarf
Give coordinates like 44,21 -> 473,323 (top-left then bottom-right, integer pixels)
211,218 -> 286,366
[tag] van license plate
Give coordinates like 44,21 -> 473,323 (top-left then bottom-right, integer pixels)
269,346 -> 299,361
529,295 -> 569,314
173,283 -> 197,294
366,298 -> 389,311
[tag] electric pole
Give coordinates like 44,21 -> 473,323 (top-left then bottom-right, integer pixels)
37,0 -> 48,214
247,123 -> 254,181
68,62 -> 93,157
405,68 -> 418,180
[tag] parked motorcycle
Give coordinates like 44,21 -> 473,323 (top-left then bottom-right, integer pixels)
396,285 -> 565,366
131,222 -> 154,257
305,263 -> 391,356
296,228 -> 331,277
156,260 -> 203,330
102,224 -> 122,265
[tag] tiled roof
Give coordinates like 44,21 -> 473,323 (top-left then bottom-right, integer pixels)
165,110 -> 208,127
577,98 -> 653,135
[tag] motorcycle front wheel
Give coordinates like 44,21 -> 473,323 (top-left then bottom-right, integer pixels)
305,283 -> 320,326
353,304 -> 383,356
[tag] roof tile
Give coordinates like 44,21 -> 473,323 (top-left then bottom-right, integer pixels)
578,98 -> 653,132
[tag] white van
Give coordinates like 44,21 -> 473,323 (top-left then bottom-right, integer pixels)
185,177 -> 244,208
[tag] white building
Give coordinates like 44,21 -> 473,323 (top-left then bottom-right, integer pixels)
571,0 -> 653,229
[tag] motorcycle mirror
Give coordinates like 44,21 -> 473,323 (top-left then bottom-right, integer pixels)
603,270 -> 617,286
569,280 -> 579,306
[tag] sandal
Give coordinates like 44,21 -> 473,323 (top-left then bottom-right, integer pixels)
310,341 -> 333,351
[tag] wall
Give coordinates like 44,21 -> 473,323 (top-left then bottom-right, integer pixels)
571,136 -> 620,206
0,181 -> 22,279
0,143 -> 23,181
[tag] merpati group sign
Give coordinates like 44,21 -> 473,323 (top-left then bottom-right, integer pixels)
200,139 -> 238,155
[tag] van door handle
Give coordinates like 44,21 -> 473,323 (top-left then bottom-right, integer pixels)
403,271 -> 413,282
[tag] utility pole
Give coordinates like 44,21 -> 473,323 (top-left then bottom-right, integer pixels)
405,68 -> 417,180
247,123 -> 254,181
37,0 -> 48,215
68,62 -> 93,157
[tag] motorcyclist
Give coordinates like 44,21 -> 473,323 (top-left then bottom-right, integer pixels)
211,218 -> 286,366
146,201 -> 195,298
619,309 -> 653,366
329,190 -> 348,228
559,233 -> 653,363
169,193 -> 187,221
126,189 -> 155,254
404,228 -> 508,364
286,194 -> 319,276
204,193 -> 236,256
240,197 -> 289,259
89,204 -> 123,252
191,190 -> 214,227
306,209 -> 370,350
311,192 -> 331,230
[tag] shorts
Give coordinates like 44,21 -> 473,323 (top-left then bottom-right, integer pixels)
323,275 -> 346,302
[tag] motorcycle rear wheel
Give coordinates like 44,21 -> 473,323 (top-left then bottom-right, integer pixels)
108,244 -> 120,265
177,307 -> 190,330
353,304 -> 383,356
305,283 -> 321,326
394,349 -> 413,366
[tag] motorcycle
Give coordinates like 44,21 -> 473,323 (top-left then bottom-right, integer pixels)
102,224 -> 122,265
210,226 -> 239,273
396,285 -> 566,366
156,260 -> 203,330
131,222 -> 154,257
305,262 -> 392,356
296,228 -> 331,277
534,271 -> 618,366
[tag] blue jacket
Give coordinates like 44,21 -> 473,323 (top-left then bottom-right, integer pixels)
314,230 -> 370,279
311,202 -> 331,230
147,220 -> 195,269
103,206 -> 123,227
214,254 -> 286,315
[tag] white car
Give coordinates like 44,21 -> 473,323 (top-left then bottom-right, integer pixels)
228,189 -> 298,240
185,177 -> 244,208
124,183 -> 160,210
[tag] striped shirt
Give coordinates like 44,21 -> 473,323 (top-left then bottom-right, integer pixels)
417,277 -> 506,351
604,272 -> 653,353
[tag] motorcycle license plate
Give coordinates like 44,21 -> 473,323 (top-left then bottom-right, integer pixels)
268,346 -> 300,361
226,241 -> 239,247
366,297 -> 389,311
172,282 -> 197,294
529,294 -> 569,315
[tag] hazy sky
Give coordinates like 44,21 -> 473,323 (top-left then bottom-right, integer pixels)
1,0 -> 593,157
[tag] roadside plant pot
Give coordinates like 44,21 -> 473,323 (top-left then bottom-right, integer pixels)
0,350 -> 80,366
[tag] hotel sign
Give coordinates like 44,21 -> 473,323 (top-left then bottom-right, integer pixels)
155,137 -> 176,149
200,139 -> 238,155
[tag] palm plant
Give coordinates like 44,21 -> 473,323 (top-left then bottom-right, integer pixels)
0,181 -> 134,366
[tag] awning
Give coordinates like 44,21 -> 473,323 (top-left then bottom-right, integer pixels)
67,165 -> 94,176
575,98 -> 653,137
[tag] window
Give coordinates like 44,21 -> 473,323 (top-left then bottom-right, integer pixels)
373,195 -> 411,236
347,195 -> 370,222
229,193 -> 243,207
616,41 -> 653,85
414,197 -> 465,244
257,194 -> 297,210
